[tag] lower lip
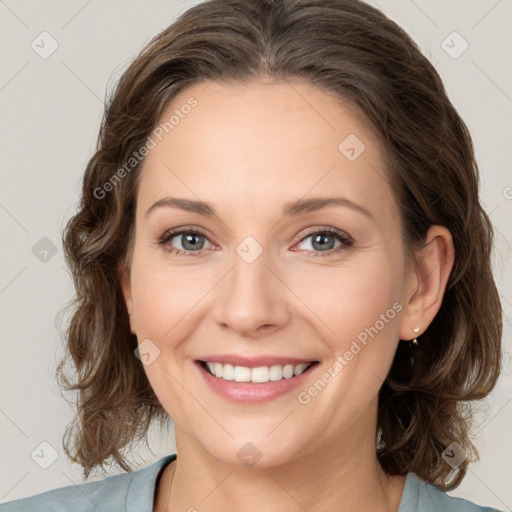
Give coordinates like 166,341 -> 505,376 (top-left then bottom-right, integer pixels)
195,361 -> 319,403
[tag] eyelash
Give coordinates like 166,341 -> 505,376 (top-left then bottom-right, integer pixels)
157,225 -> 354,258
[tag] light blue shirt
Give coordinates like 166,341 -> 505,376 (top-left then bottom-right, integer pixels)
0,453 -> 505,511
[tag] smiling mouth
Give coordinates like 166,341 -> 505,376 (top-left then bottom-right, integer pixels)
198,360 -> 319,383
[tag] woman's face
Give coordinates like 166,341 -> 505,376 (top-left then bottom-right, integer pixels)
120,79 -> 419,467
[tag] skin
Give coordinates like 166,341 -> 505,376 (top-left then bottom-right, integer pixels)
119,78 -> 455,512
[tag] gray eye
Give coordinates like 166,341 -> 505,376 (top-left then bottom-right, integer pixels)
170,232 -> 209,251
299,233 -> 340,252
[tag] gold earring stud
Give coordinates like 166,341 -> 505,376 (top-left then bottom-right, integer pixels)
412,326 -> 420,345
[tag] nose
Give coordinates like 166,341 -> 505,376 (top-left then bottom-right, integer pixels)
213,242 -> 291,338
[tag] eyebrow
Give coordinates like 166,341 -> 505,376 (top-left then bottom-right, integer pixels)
144,196 -> 373,220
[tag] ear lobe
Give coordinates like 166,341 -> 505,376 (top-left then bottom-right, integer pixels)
398,225 -> 455,340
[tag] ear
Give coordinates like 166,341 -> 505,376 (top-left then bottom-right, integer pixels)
398,225 -> 455,341
118,261 -> 136,334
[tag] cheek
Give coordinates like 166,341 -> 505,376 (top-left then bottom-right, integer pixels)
287,250 -> 404,346
327,250 -> 405,389
129,262 -> 204,418
295,257 -> 404,428
131,258 -> 208,340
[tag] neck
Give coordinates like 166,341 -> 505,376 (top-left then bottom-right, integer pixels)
155,425 -> 406,512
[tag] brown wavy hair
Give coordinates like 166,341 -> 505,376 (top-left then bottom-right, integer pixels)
56,0 -> 502,489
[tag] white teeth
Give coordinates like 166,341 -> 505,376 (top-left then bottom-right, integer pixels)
293,363 -> 309,376
233,366 -> 251,382
283,365 -> 294,378
222,363 -> 234,380
214,362 -> 223,378
251,366 -> 270,383
204,362 -> 313,383
269,365 -> 283,381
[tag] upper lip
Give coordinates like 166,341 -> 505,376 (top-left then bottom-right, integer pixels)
197,355 -> 318,368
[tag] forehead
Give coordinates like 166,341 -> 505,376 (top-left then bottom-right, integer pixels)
136,79 -> 396,224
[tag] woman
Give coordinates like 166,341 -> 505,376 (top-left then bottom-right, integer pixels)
1,0 -> 505,511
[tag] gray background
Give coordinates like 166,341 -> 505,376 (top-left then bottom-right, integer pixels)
0,0 -> 511,509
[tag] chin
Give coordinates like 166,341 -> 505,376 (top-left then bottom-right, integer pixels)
196,431 -> 308,470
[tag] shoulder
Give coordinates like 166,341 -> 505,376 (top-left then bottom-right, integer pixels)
0,472 -> 133,512
0,455 -> 176,512
400,472 -> 506,512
